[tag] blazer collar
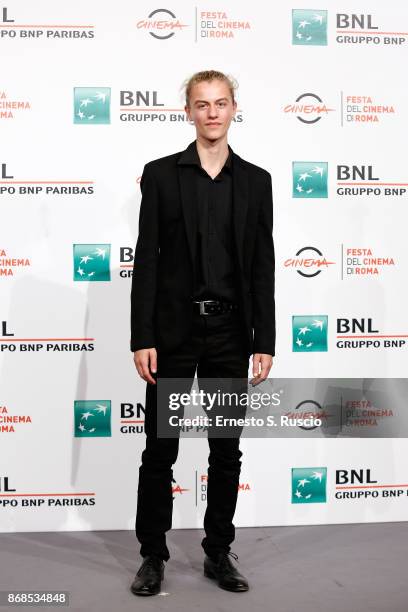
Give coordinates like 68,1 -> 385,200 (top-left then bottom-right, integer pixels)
177,139 -> 233,171
176,139 -> 248,274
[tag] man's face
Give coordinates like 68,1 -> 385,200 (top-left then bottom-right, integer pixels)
185,79 -> 237,141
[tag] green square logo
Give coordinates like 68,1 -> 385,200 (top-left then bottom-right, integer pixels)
292,9 -> 327,45
292,467 -> 327,503
293,161 -> 328,198
73,244 -> 111,281
74,87 -> 111,124
292,315 -> 328,352
74,400 -> 111,437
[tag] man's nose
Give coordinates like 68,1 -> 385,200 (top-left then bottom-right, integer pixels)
207,105 -> 218,117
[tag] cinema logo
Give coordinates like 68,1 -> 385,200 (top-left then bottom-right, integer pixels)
0,321 -> 95,352
342,95 -> 395,124
0,404 -> 32,433
344,399 -> 393,429
196,472 -> 251,504
0,7 -> 95,39
199,10 -> 251,39
283,92 -> 395,125
0,248 -> 30,277
172,477 -> 189,498
0,476 -> 96,508
292,10 -> 407,47
0,163 -> 94,196
284,400 -> 330,431
337,318 -> 407,350
344,247 -> 396,276
337,165 -> 406,196
136,8 -> 188,39
283,93 -> 335,124
0,90 -> 30,120
284,247 -> 335,277
119,89 -> 244,124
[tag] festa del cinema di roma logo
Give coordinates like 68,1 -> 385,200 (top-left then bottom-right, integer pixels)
73,244 -> 111,281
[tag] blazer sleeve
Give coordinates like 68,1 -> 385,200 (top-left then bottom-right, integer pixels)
130,162 -> 159,352
251,171 -> 276,356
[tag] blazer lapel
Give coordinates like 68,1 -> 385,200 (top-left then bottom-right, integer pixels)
177,162 -> 198,274
232,153 -> 249,272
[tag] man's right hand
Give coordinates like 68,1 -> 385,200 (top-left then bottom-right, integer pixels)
133,348 -> 157,385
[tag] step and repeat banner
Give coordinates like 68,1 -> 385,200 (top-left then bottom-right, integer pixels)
1,1 -> 408,533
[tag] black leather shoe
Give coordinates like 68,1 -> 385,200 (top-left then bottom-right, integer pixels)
130,554 -> 165,596
204,551 -> 249,592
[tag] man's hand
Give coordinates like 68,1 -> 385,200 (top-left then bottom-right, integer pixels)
250,353 -> 273,386
133,348 -> 157,385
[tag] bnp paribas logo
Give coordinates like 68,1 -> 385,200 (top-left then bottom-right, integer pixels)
292,315 -> 328,352
73,87 -> 111,124
292,9 -> 327,45
292,161 -> 328,198
291,467 -> 327,503
73,244 -> 111,281
74,400 -> 111,437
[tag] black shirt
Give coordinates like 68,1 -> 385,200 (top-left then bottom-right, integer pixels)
178,140 -> 237,302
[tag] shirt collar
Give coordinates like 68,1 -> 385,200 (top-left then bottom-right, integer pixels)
177,139 -> 233,171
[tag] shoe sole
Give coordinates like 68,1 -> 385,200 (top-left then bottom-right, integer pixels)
130,586 -> 161,596
204,568 -> 249,592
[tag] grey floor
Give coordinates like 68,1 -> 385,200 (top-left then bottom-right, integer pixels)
1,523 -> 408,611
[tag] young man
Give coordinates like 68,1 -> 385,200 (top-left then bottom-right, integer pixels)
130,70 -> 275,595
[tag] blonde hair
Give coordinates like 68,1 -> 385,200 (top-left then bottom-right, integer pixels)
181,70 -> 238,107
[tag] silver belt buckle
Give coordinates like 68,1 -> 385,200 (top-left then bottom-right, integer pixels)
193,300 -> 215,315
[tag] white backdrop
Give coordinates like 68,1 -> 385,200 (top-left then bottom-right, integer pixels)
1,0 -> 408,533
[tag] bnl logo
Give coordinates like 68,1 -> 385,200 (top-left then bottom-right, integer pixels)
74,87 -> 111,124
73,244 -> 111,281
292,315 -> 328,352
292,162 -> 328,198
292,10 -> 327,45
74,400 -> 111,437
292,467 -> 327,503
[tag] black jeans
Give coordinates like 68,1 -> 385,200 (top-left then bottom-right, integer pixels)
135,308 -> 250,562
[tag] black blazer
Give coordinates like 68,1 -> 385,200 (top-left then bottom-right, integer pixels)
130,139 -> 275,356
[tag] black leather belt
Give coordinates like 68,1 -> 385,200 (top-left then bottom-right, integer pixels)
192,299 -> 238,316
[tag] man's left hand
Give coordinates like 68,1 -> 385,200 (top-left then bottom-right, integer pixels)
250,353 -> 273,386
